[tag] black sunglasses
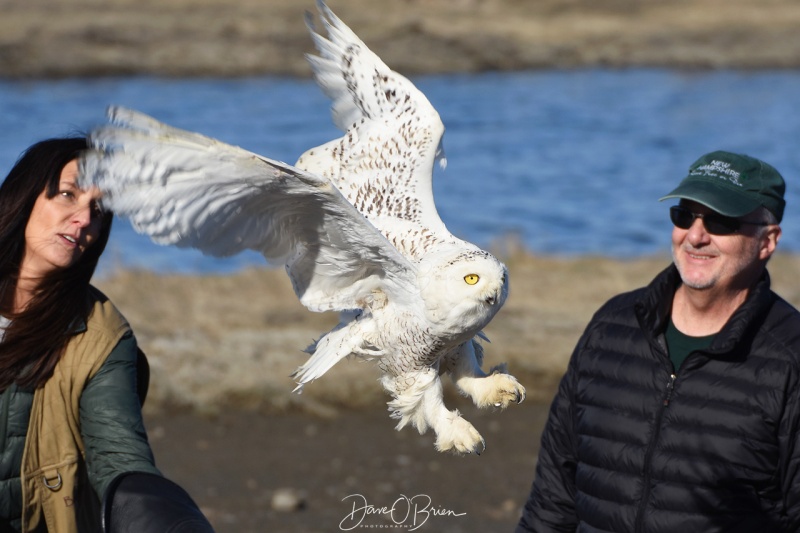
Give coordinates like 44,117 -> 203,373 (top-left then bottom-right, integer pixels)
669,206 -> 770,236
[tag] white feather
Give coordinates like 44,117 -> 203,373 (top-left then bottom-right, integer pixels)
297,0 -> 451,261
83,107 -> 416,313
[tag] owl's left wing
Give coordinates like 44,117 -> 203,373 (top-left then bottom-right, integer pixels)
296,1 -> 454,259
81,106 -> 417,313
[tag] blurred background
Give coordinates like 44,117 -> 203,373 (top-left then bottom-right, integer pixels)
2,1 -> 800,531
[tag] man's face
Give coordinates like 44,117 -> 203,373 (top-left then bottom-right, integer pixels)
671,200 -> 781,294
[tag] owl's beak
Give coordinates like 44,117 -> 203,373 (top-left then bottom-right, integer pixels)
485,285 -> 503,306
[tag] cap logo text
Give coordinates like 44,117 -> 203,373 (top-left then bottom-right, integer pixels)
690,160 -> 743,186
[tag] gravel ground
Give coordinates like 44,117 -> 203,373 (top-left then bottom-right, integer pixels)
146,401 -> 551,533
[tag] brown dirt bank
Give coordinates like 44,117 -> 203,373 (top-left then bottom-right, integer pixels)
4,0 -> 800,79
93,253 -> 661,415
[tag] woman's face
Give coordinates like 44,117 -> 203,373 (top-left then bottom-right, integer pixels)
21,159 -> 104,279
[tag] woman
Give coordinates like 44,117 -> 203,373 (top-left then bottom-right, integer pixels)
0,138 -> 213,532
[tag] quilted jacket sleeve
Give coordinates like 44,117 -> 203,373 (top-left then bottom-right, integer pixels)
80,333 -> 161,499
780,363 -> 800,530
516,330 -> 588,533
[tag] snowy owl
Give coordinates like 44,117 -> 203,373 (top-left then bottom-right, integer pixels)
80,0 -> 525,454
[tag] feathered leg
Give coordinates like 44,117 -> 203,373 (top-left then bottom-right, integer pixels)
382,368 -> 485,454
444,339 -> 526,408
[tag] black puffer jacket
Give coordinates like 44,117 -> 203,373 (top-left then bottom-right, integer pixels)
516,265 -> 800,533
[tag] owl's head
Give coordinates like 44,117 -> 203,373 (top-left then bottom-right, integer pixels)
417,246 -> 509,339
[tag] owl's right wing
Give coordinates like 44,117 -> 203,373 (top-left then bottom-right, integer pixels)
296,1 -> 455,261
81,106 -> 418,313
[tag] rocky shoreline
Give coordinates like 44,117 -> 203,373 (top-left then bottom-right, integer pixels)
4,0 -> 800,79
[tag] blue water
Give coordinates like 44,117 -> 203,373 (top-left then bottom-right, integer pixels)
1,70 -> 799,274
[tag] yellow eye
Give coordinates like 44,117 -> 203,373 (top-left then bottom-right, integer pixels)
464,274 -> 480,285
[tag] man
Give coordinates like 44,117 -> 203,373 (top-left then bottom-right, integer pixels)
516,151 -> 800,532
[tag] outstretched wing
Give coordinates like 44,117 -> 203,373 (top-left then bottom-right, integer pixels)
296,1 -> 455,261
81,106 -> 417,313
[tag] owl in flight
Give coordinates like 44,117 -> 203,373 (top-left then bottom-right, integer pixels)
81,0 -> 525,454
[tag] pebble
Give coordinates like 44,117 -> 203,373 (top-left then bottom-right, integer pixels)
271,488 -> 306,512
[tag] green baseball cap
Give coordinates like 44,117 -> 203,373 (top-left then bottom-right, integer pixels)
660,150 -> 786,222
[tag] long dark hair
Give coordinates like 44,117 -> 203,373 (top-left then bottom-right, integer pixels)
0,137 -> 114,389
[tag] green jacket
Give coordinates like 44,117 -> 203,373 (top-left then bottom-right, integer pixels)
0,287 -> 160,532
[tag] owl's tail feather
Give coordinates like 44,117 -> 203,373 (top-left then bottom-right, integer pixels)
291,321 -> 383,392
